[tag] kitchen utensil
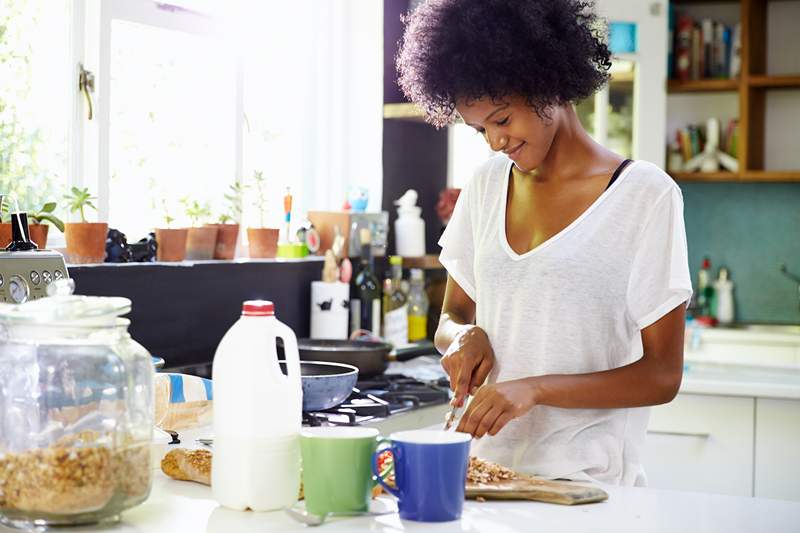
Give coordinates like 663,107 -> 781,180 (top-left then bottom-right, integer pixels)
372,430 -> 471,522
0,283 -> 154,529
465,477 -> 608,505
293,339 -> 392,378
300,427 -> 379,516
443,403 -> 461,431
284,507 -> 394,527
280,360 -> 358,411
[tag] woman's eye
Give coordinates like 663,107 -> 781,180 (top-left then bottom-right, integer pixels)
497,116 -> 510,126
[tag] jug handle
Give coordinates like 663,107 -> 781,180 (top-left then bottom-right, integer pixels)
277,323 -> 301,387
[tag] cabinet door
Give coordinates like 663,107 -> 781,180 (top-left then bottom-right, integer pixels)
755,398 -> 800,501
644,393 -> 754,496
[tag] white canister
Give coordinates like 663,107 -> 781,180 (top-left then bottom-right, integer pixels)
310,281 -> 350,339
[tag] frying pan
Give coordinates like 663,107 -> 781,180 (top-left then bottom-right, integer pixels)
279,360 -> 358,411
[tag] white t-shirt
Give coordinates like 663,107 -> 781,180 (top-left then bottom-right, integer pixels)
438,155 -> 692,486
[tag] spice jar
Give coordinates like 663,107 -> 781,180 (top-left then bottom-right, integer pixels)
0,281 -> 154,529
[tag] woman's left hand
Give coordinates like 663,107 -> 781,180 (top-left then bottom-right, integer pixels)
455,378 -> 538,438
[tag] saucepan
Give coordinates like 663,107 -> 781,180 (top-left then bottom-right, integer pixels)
279,360 -> 358,411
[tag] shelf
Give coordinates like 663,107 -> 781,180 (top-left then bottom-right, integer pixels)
402,254 -> 443,270
747,75 -> 800,89
670,171 -> 740,182
670,171 -> 800,182
383,103 -> 427,122
740,171 -> 800,182
667,79 -> 740,93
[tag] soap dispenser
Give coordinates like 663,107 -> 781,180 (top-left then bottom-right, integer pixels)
714,266 -> 735,325
394,189 -> 425,257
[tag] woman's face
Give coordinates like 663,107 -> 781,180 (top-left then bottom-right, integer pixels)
456,95 -> 558,173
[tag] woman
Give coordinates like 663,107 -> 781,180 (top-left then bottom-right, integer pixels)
397,0 -> 692,486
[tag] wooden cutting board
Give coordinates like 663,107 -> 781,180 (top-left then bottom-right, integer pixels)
466,476 -> 608,505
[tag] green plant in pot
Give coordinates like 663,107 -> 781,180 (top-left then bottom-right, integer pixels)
247,170 -> 280,259
0,198 -> 64,249
63,187 -> 107,263
181,197 -> 217,260
206,179 -> 247,260
154,199 -> 188,262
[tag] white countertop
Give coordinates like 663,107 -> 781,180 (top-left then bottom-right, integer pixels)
681,361 -> 800,400
6,472 -> 797,533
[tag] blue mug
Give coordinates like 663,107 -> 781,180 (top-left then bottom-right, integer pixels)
372,430 -> 471,522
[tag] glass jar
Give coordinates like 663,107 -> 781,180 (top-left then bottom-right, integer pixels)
0,284 -> 154,529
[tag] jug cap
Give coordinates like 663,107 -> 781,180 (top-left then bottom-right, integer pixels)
242,300 -> 275,317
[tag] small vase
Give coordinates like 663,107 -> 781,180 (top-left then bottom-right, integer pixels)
64,222 -> 108,264
185,226 -> 219,260
206,223 -> 240,260
155,228 -> 189,262
247,227 -> 280,258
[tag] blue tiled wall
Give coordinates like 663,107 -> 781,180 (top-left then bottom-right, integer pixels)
680,182 -> 800,324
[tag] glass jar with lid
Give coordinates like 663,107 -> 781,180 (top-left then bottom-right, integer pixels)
0,281 -> 154,529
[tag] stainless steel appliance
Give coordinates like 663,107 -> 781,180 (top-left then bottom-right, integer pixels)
0,211 -> 69,303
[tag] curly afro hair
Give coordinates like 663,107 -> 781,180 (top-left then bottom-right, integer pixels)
396,0 -> 612,127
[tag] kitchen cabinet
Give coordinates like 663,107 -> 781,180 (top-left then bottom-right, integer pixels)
644,393 -> 754,497
755,398 -> 800,501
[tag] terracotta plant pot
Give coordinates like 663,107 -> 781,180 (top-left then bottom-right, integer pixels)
247,227 -> 280,258
29,223 -> 50,249
64,222 -> 108,264
0,223 -> 10,249
185,226 -> 219,260
206,223 -> 240,260
0,222 -> 50,249
155,228 -> 189,262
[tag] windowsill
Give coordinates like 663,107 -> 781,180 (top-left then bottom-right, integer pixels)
66,256 -> 325,268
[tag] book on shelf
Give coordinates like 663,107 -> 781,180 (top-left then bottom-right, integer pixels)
669,12 -> 740,83
673,118 -> 739,166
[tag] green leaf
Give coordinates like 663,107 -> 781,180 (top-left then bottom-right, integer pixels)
32,213 -> 65,232
40,201 -> 56,213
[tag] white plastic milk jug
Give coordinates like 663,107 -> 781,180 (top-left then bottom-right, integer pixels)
212,300 -> 302,511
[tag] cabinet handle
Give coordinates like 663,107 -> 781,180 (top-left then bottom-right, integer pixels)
648,430 -> 710,439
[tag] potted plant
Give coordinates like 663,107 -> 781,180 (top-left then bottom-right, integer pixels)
247,170 -> 280,258
206,180 -> 247,260
181,197 -> 217,260
63,187 -> 107,263
154,199 -> 188,262
0,199 -> 64,249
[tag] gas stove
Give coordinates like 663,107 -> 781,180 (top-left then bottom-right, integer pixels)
302,373 -> 450,427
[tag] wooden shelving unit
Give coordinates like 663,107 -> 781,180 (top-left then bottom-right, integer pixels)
402,254 -> 443,270
669,0 -> 800,183
383,102 -> 426,122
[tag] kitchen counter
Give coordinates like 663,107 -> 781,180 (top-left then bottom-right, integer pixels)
6,472 -> 797,533
681,361 -> 800,400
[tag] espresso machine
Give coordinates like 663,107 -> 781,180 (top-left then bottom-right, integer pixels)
0,196 -> 69,303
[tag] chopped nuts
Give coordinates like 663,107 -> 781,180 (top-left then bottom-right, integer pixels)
466,456 -> 517,484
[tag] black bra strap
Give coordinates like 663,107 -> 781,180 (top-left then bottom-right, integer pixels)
605,159 -> 633,190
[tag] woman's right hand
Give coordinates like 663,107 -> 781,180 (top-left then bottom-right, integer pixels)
441,326 -> 495,407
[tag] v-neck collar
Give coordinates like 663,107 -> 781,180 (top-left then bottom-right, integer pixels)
499,158 -> 637,261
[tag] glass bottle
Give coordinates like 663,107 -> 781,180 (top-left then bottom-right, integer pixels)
407,268 -> 429,341
382,256 -> 408,346
354,228 -> 381,334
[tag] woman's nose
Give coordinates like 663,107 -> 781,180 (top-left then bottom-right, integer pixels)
485,130 -> 508,152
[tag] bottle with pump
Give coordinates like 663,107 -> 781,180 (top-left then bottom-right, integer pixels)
394,189 -> 425,257
407,268 -> 429,341
382,255 -> 408,346
212,300 -> 302,511
714,267 -> 735,324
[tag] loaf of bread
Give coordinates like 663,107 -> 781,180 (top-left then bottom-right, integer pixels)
161,448 -> 212,485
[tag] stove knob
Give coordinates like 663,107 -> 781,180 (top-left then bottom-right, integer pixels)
54,269 -> 64,280
9,275 -> 29,304
42,270 -> 52,284
30,271 -> 40,286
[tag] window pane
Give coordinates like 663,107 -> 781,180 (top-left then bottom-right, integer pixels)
0,0 -> 71,224
109,19 -> 236,239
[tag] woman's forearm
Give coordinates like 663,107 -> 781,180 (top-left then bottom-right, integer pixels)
530,355 -> 683,409
434,312 -> 473,354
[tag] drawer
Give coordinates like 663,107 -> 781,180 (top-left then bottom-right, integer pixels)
644,393 -> 754,496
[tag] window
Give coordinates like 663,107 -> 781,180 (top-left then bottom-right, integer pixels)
0,0 -> 73,229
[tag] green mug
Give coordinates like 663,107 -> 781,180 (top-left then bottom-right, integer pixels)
300,427 -> 380,516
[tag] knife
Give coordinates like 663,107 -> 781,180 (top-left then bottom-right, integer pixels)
443,402 -> 461,431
